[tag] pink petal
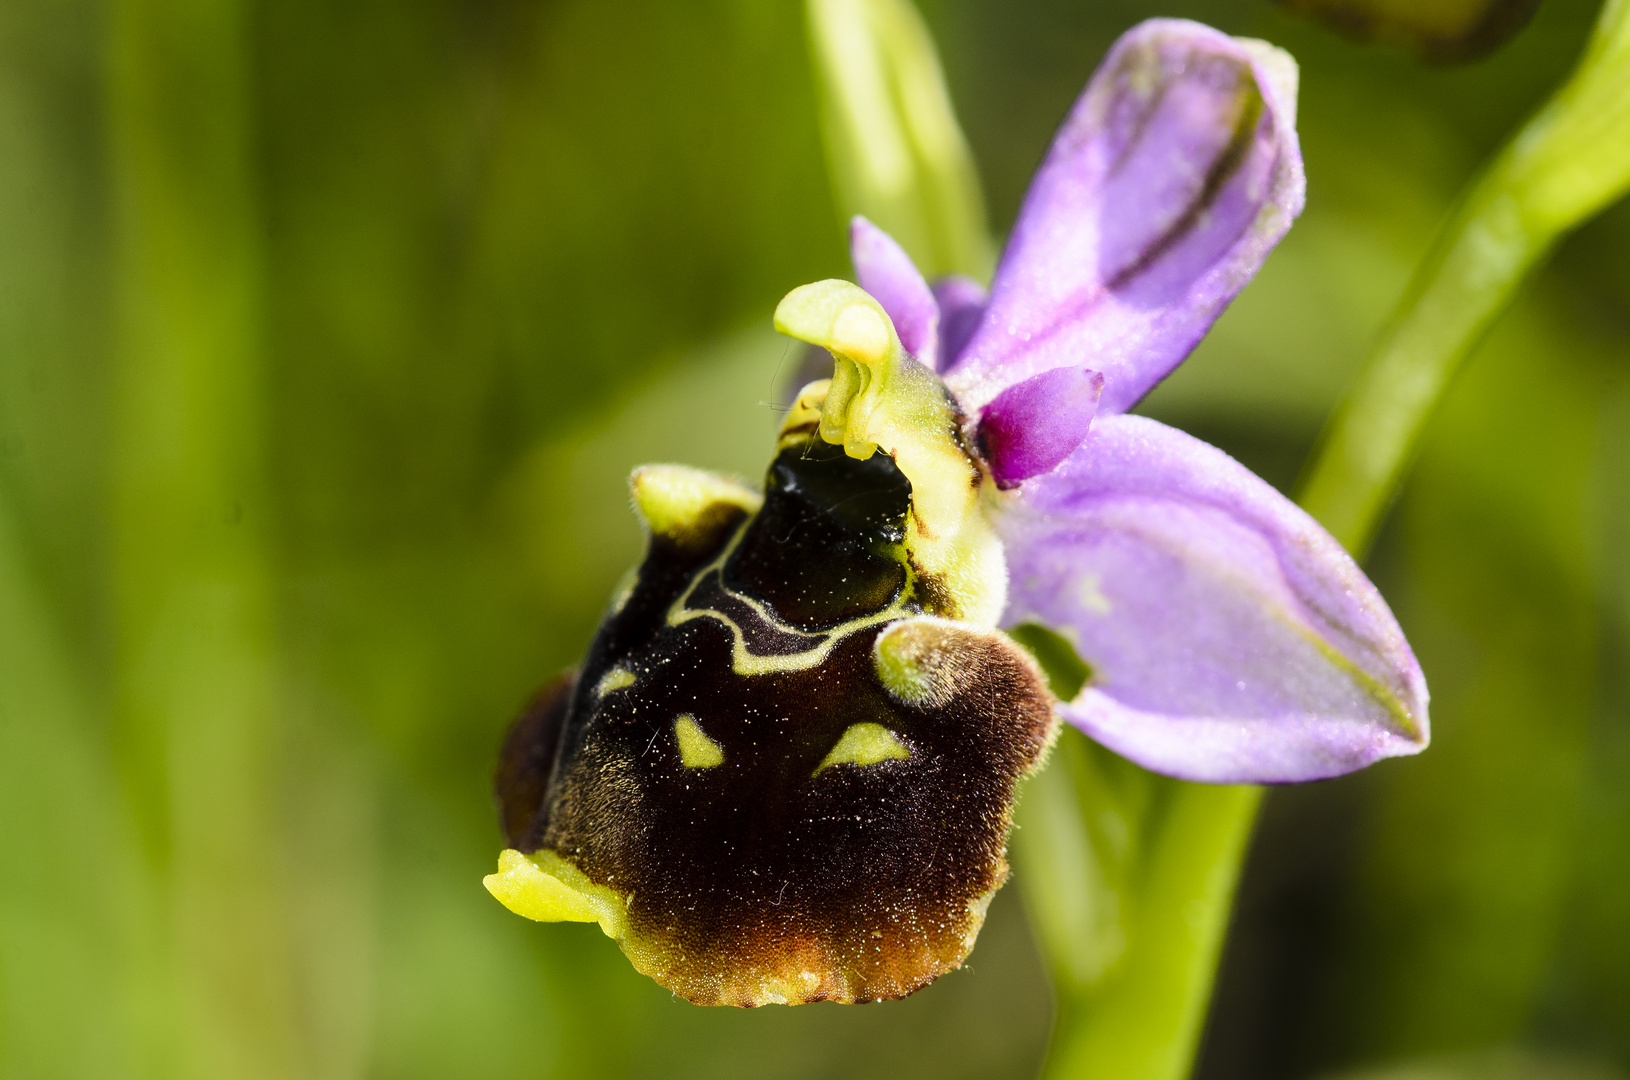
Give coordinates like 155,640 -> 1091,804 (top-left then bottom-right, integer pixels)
947,20 -> 1305,416
850,216 -> 940,366
978,366 -> 1103,488
998,415 -> 1427,784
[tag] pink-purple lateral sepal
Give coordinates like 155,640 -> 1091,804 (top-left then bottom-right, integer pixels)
978,366 -> 1104,488
945,19 -> 1306,417
850,216 -> 941,367
996,415 -> 1429,784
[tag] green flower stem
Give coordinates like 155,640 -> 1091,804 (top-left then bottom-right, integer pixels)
1299,0 -> 1630,556
1018,726 -> 1261,1080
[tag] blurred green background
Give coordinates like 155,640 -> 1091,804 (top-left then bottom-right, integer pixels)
1,0 -> 1627,1078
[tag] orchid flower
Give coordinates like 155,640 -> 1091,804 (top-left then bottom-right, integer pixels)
484,18 -> 1428,1008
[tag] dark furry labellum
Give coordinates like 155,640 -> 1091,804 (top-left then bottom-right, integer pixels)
486,281 -> 1057,1006
490,443 -> 1054,1006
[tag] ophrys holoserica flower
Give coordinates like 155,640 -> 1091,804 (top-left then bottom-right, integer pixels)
485,18 -> 1428,1007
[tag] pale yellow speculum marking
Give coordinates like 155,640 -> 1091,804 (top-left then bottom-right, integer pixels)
665,518 -> 914,677
595,666 -> 635,697
483,848 -> 628,939
674,714 -> 725,768
816,722 -> 910,774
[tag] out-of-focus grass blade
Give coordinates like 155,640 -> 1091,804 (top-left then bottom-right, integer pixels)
107,0 -> 305,1075
1277,0 -> 1542,64
1318,285 -> 1603,1064
1320,1047 -> 1625,1079
1560,382 -> 1630,1058
0,488 -> 149,1078
807,0 -> 993,278
1300,0 -> 1630,555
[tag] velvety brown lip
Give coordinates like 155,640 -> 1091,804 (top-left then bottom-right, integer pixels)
496,441 -> 1054,1005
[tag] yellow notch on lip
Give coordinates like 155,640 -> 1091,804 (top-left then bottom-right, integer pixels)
482,848 -> 627,940
816,722 -> 910,774
674,714 -> 725,768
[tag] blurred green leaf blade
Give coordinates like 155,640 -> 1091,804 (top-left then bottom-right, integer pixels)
807,0 -> 992,278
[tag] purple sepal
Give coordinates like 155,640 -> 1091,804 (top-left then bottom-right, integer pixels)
998,415 -> 1428,784
932,276 -> 986,373
850,216 -> 940,366
978,366 -> 1104,488
945,19 -> 1306,417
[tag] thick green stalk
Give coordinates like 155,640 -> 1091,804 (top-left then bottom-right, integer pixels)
1017,737 -> 1261,1080
1299,0 -> 1630,555
107,1 -> 301,1076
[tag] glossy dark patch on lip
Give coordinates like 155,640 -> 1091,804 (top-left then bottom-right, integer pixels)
723,439 -> 911,631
